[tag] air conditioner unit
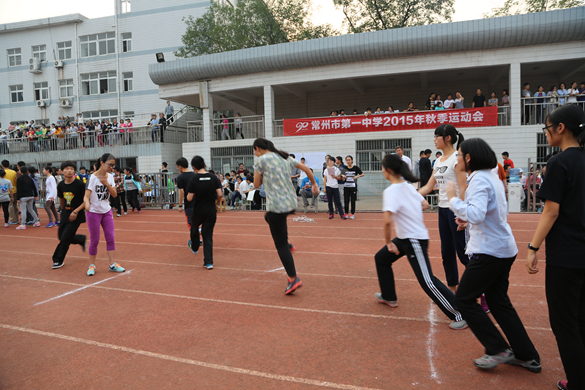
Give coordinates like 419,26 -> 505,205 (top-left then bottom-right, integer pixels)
37,100 -> 46,108
29,57 -> 42,73
54,60 -> 64,68
59,99 -> 72,108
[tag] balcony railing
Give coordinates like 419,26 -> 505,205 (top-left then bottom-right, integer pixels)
211,115 -> 264,141
521,95 -> 585,125
0,125 -> 186,155
186,121 -> 203,142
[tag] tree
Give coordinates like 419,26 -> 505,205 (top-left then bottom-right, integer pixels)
332,0 -> 455,34
483,0 -> 584,18
175,0 -> 337,58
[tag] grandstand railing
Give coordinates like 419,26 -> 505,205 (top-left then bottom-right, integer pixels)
211,115 -> 264,141
0,125 -> 187,155
521,95 -> 585,125
186,120 -> 203,142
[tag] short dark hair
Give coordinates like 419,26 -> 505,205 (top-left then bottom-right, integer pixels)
395,146 -> 403,151
162,162 -> 168,168
459,138 -> 498,172
336,156 -> 343,162
523,82 -> 530,87
17,161 -> 25,167
191,155 -> 205,170
61,161 -> 76,171
1,160 -> 9,168
290,153 -> 295,158
328,156 -> 336,163
424,149 -> 432,155
502,152 -> 509,157
176,157 -> 189,169
0,169 -> 5,178
80,166 -> 86,171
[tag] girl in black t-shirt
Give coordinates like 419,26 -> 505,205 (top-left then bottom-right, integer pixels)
526,104 -> 585,390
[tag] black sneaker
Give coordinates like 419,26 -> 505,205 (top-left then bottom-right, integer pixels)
52,262 -> 64,269
506,358 -> 542,373
285,277 -> 303,295
188,240 -> 198,254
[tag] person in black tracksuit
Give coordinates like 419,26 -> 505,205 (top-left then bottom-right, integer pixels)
186,155 -> 222,269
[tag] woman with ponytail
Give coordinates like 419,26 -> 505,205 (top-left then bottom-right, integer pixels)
526,104 -> 585,390
253,138 -> 318,295
419,124 -> 469,293
374,154 -> 468,330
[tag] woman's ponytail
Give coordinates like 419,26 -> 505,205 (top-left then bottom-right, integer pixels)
253,137 -> 289,159
382,154 -> 420,183
435,124 -> 463,149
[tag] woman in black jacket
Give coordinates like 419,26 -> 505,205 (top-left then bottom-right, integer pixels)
16,166 -> 40,229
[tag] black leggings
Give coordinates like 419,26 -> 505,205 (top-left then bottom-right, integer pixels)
126,189 -> 141,211
265,211 -> 296,277
1,201 -> 9,224
344,187 -> 357,214
115,191 -> 127,213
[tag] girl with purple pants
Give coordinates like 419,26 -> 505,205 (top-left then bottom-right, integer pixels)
84,153 -> 125,276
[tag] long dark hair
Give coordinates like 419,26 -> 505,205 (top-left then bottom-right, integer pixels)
382,154 -> 419,183
546,104 -> 585,148
124,167 -> 135,181
44,165 -> 55,176
253,138 -> 289,159
435,124 -> 464,149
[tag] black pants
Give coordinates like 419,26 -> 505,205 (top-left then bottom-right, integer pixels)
52,220 -> 86,264
190,213 -> 217,266
375,238 -> 463,321
166,114 -> 173,124
456,254 -> 539,361
115,191 -> 127,214
1,201 -> 9,224
326,187 -> 344,216
546,265 -> 585,389
127,189 -> 141,211
438,207 -> 469,286
265,211 -> 296,277
344,186 -> 357,214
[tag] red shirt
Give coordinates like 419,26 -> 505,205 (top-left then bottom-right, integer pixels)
503,158 -> 514,168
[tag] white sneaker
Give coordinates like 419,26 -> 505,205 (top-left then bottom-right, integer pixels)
124,212 -> 127,215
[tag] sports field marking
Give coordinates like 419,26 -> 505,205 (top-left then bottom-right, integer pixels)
0,324 -> 381,390
33,270 -> 132,306
427,302 -> 440,384
1,274 -> 552,331
1,250 -> 547,288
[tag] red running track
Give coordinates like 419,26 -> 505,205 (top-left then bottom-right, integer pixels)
0,210 -> 560,389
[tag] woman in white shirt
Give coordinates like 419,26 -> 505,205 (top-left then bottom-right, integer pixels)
84,153 -> 125,276
374,154 -> 467,330
447,138 -> 540,372
43,166 -> 59,227
567,81 -> 579,103
419,124 -> 468,293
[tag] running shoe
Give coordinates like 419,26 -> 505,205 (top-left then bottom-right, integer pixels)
481,294 -> 490,313
449,320 -> 469,330
288,243 -> 296,252
329,213 -> 334,219
56,221 -> 60,225
285,276 -> 303,294
474,349 -> 514,369
109,263 -> 125,272
137,210 -> 141,213
16,225 -> 26,230
124,212 -> 127,215
52,262 -> 64,269
46,222 -> 55,228
349,214 -> 355,219
557,380 -> 568,390
188,240 -> 198,254
117,214 -> 121,217
4,223 -> 8,228
33,222 -> 41,227
87,264 -> 96,276
506,358 -> 542,373
26,221 -> 34,225
205,264 -> 213,270
341,214 -> 349,220
375,292 -> 398,308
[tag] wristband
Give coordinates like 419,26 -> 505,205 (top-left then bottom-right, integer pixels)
527,243 -> 539,252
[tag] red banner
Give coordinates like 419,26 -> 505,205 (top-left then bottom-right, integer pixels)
283,107 -> 498,137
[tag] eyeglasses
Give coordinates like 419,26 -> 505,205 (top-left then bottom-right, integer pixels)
542,124 -> 554,134
105,162 -> 115,168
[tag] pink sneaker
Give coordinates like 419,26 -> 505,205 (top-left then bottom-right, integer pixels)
16,225 -> 26,230
33,222 -> 41,227
557,380 -> 568,390
349,213 -> 355,219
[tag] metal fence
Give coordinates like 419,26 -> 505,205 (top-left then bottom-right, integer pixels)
187,121 -> 203,142
525,159 -> 545,212
211,115 -> 264,141
0,125 -> 187,155
521,96 -> 585,125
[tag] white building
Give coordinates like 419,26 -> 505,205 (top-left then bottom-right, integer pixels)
0,0 -> 208,171
149,7 -> 585,195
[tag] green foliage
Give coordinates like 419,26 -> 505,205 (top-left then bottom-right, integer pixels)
332,0 -> 455,33
483,0 -> 584,18
175,0 -> 337,58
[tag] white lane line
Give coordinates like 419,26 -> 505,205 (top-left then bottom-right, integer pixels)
34,270 -> 132,306
1,250 -> 546,288
1,274 -> 553,331
265,267 -> 285,273
427,302 -> 440,384
0,324 -> 381,390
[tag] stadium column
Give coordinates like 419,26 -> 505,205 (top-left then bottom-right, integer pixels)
200,81 -> 213,142
263,85 -> 274,139
509,62 -> 521,127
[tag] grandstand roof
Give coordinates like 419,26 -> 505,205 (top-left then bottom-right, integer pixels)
149,7 -> 585,86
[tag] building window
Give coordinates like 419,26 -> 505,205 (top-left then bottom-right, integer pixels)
81,72 -> 117,95
81,110 -> 118,123
59,79 -> 74,98
10,85 -> 24,103
34,82 -> 49,101
123,72 -> 133,92
121,0 -> 131,13
123,111 -> 135,120
356,139 -> 411,171
57,41 -> 72,60
8,48 -> 22,67
32,45 -> 47,62
210,146 -> 254,174
79,33 -> 115,58
122,33 -> 132,52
